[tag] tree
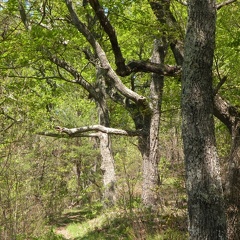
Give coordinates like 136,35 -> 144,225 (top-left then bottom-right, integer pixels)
181,0 -> 227,238
2,0 -> 240,238
8,0 -> 178,208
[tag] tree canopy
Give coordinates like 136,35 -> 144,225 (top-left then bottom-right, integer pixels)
0,0 -> 240,239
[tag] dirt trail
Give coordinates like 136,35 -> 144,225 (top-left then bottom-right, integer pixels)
55,227 -> 72,239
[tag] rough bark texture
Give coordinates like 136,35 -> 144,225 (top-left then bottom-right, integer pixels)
96,67 -> 116,206
98,132 -> 116,206
140,39 -> 166,207
150,0 -> 237,237
181,0 -> 227,239
227,124 -> 240,240
214,95 -> 240,240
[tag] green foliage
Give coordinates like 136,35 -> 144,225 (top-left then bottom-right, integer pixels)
0,0 -> 239,238
215,2 -> 240,105
33,228 -> 65,240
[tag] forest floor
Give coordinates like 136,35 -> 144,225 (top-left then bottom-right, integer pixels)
52,167 -> 188,239
55,227 -> 72,239
53,204 -> 187,240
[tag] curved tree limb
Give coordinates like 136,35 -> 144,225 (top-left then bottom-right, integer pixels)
89,0 -> 180,77
213,94 -> 240,133
64,0 -> 146,105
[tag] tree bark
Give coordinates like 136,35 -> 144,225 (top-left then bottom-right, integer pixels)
214,94 -> 240,240
181,0 -> 227,239
140,39 -> 166,207
226,124 -> 240,240
150,0 -> 237,237
98,132 -> 116,206
96,66 -> 116,206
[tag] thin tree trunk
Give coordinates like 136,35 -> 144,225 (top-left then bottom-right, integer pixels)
96,67 -> 116,206
181,0 -> 227,239
140,39 -> 166,207
98,132 -> 116,206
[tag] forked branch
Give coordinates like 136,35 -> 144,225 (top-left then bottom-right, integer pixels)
89,0 -> 180,77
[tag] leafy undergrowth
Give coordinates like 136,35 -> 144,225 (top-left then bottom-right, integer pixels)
52,204 -> 187,240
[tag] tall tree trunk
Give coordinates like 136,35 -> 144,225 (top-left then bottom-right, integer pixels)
140,39 -> 166,207
181,0 -> 227,239
96,67 -> 116,206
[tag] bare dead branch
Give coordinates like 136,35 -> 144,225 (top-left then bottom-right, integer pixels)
55,125 -> 142,136
216,0 -> 237,10
38,131 -> 100,138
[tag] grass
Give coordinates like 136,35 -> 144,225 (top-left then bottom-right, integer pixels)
52,204 -> 187,240
48,162 -> 188,240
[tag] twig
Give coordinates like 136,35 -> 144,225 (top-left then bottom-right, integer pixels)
176,0 -> 188,6
216,0 -> 237,10
213,76 -> 227,95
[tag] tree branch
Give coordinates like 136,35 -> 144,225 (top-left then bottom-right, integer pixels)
64,0 -> 147,105
55,125 -> 142,136
89,0 -> 180,77
213,76 -> 227,95
88,0 -> 128,75
48,55 -> 98,99
18,1 -> 29,30
216,0 -> 237,10
38,131 -> 100,138
213,94 -> 240,133
125,60 -> 181,77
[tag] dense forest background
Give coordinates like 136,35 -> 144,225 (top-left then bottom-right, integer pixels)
0,0 -> 239,239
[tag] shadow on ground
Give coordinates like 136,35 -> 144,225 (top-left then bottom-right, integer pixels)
54,204 -> 103,228
72,213 -> 187,240
53,207 -> 187,240
54,211 -> 87,227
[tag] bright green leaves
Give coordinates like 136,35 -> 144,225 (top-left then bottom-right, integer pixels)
107,0 -> 157,61
215,2 -> 240,104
